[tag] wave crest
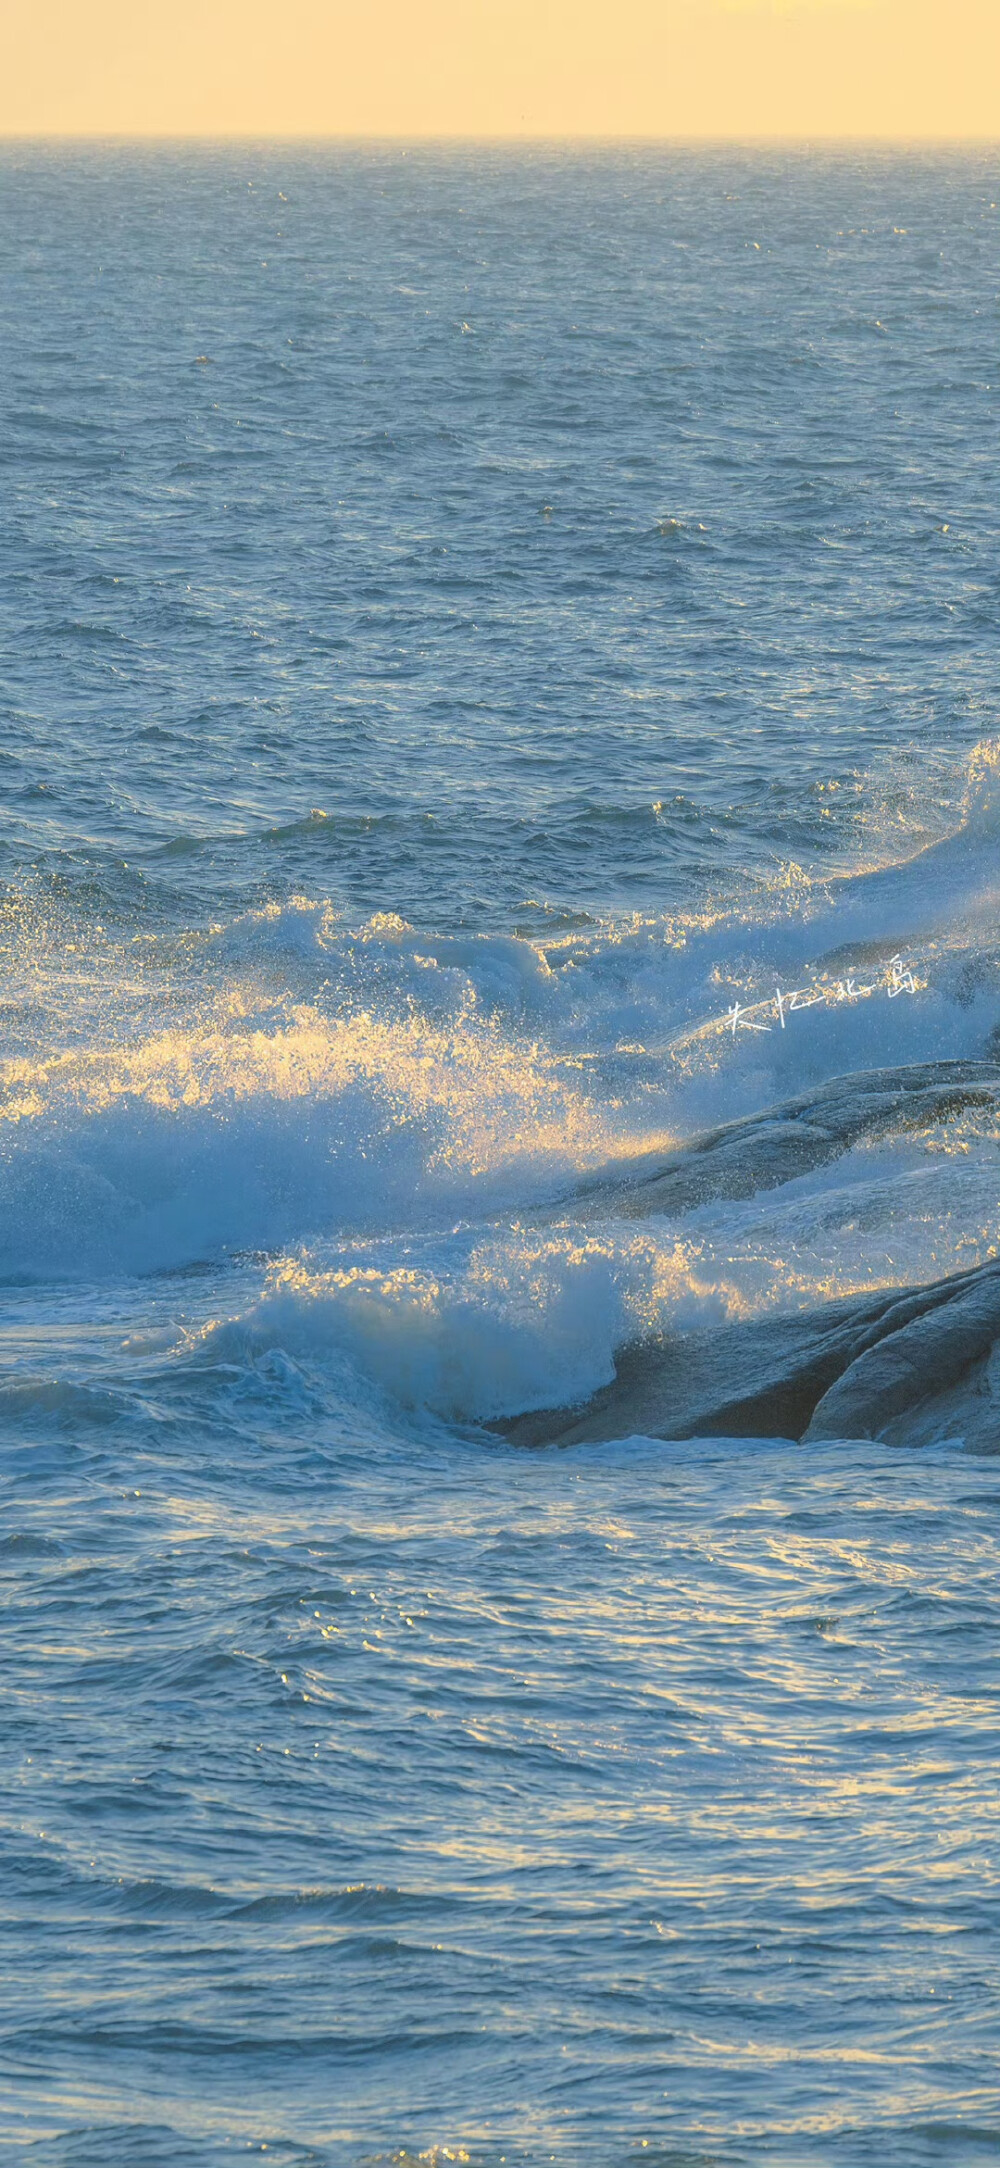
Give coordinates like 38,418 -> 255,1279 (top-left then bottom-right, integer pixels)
191,1229 -> 730,1423
0,1004 -> 623,1280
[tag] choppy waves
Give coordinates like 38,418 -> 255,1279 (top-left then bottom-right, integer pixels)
6,146 -> 1000,2168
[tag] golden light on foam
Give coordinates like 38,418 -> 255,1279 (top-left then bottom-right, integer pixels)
0,1003 -> 621,1180
0,0 -> 997,138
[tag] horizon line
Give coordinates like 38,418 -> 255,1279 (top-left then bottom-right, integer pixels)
2,129 -> 999,147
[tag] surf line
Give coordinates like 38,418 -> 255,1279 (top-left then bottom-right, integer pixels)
724,953 -> 919,1037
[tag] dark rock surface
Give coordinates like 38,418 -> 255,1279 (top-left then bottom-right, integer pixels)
497,1259 -> 1000,1448
500,1059 -> 1000,1450
554,1058 -> 1000,1222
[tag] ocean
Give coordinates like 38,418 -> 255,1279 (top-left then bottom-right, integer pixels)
2,143 -> 999,2165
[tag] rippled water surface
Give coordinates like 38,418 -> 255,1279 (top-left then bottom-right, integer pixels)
2,145 -> 999,2165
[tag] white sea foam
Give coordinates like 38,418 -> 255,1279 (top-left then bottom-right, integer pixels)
3,738 -> 1000,1315
205,900 -> 556,1015
181,1105 -> 1000,1425
190,1226 -> 730,1423
0,1002 -> 630,1280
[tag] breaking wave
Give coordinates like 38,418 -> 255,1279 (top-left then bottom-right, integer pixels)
188,1229 -> 731,1424
3,738 -> 1000,1369
0,1005 -> 631,1281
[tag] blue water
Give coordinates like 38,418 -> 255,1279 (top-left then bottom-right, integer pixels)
2,144 -> 1000,2165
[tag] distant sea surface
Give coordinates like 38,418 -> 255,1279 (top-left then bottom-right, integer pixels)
2,146 -> 1000,2166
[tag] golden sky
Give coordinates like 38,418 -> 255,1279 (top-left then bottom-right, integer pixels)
1,0 -> 998,138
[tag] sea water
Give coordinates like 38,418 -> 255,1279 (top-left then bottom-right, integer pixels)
1,145 -> 999,2165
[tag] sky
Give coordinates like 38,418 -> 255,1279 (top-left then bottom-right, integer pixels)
0,0 -> 998,139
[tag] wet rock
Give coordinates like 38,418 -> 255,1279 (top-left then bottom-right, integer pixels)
497,1289 -> 901,1449
500,1059 -> 1000,1450
497,1257 -> 1000,1451
558,1058 -> 1000,1222
804,1262 -> 1000,1442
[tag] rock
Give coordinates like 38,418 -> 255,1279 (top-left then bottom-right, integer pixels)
497,1058 -> 1000,1451
552,1058 -> 1000,1223
804,1262 -> 1000,1442
496,1257 -> 1000,1453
